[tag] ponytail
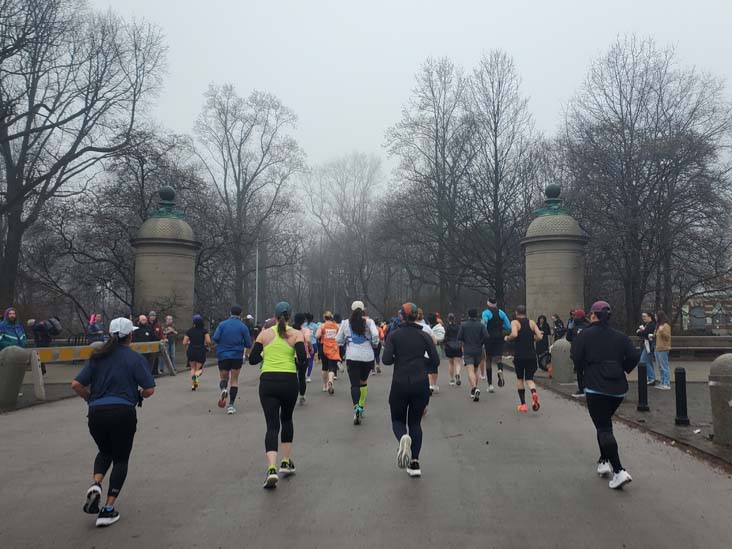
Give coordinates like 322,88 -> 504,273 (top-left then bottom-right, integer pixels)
350,309 -> 365,336
277,314 -> 289,338
90,334 -> 122,361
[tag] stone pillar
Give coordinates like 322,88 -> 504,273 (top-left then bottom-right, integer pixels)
709,354 -> 732,446
521,185 -> 588,322
131,187 -> 201,325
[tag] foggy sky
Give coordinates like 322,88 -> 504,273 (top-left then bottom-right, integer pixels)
93,0 -> 732,166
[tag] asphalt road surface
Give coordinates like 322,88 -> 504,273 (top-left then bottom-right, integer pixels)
2,363 -> 731,549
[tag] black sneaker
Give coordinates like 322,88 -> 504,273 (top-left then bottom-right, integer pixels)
279,459 -> 296,477
83,483 -> 102,514
407,460 -> 422,477
497,369 -> 505,388
96,507 -> 120,527
263,467 -> 279,489
455,375 -> 461,386
473,388 -> 480,402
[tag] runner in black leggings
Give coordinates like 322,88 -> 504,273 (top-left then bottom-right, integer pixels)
249,302 -> 307,489
571,301 -> 639,490
382,303 -> 440,478
71,318 -> 155,527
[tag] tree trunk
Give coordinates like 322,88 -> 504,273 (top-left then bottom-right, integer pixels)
0,208 -> 24,306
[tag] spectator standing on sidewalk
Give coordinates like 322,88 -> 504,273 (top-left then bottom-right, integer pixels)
87,314 -> 105,344
652,311 -> 672,390
0,307 -> 27,350
636,312 -> 657,386
162,315 -> 178,365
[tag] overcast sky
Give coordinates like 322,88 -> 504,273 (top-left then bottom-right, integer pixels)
93,0 -> 732,166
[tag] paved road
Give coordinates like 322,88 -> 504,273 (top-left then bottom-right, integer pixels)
2,364 -> 731,549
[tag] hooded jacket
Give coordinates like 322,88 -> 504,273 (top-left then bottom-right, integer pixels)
0,308 -> 27,350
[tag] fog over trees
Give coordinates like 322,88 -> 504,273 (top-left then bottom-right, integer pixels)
2,1 -> 731,332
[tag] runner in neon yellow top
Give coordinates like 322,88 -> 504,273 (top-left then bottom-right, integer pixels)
248,302 -> 306,489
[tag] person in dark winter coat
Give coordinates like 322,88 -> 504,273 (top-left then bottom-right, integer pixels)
567,309 -> 590,397
0,307 -> 27,350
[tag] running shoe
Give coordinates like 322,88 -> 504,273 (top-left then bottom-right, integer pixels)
306,377 -> 312,383
488,384 -> 495,393
449,378 -> 456,386
433,385 -> 440,393
322,385 -> 328,392
532,392 -> 541,411
370,369 -> 377,376
376,366 -> 382,374
479,374 -> 486,380
596,460 -> 613,477
193,378 -> 199,390
654,384 -> 671,390
218,390 -> 228,408
497,370 -> 505,388
609,470 -> 632,489
517,403 -> 528,413
455,375 -> 462,386
263,467 -> 279,489
279,458 -> 296,476
327,381 -> 335,395
473,388 -> 481,402
333,375 -> 339,381
226,405 -> 236,415
191,375 -> 197,391
353,405 -> 363,425
407,460 -> 422,478
299,395 -> 306,406
83,483 -> 102,514
397,434 -> 412,469
96,506 -> 120,527
572,391 -> 585,398
429,386 -> 434,396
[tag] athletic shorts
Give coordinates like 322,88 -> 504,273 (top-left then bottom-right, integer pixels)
464,354 -> 481,367
187,349 -> 207,364
218,358 -> 243,371
347,360 -> 374,382
485,339 -> 504,359
514,357 -> 538,381
445,345 -> 462,358
426,357 -> 438,374
322,357 -> 339,373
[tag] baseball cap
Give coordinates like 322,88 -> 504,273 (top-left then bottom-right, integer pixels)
109,317 -> 138,337
246,314 -> 254,320
230,304 -> 243,316
275,302 -> 291,317
351,300 -> 365,311
590,301 -> 612,313
573,309 -> 586,319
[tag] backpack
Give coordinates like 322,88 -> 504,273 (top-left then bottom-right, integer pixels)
486,310 -> 504,339
48,317 -> 62,336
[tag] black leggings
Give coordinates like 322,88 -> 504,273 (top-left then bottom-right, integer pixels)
347,360 -> 373,406
585,393 -> 624,473
389,377 -> 430,459
88,405 -> 137,498
259,373 -> 299,452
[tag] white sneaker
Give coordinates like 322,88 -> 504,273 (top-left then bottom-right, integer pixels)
298,395 -> 306,406
449,379 -> 456,386
654,384 -> 671,390
433,385 -> 439,393
472,388 -> 481,402
322,385 -> 328,392
609,469 -> 632,489
406,460 -> 422,477
226,405 -> 236,415
397,434 -> 412,469
306,377 -> 312,383
488,384 -> 495,393
596,460 -> 613,477
479,374 -> 486,380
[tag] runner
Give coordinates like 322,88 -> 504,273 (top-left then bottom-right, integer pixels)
333,313 -> 345,378
482,298 -> 512,390
292,313 -> 314,405
303,313 -> 319,382
315,311 -> 341,394
571,301 -> 639,489
70,317 -> 155,527
212,305 -> 252,414
183,314 -> 210,390
382,303 -> 440,478
428,313 -> 444,390
336,300 -> 380,425
443,313 -> 463,386
372,318 -> 385,375
458,309 -> 489,401
417,308 -> 438,394
504,305 -> 544,413
248,302 -> 305,489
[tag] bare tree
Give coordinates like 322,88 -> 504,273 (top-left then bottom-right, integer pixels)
194,84 -> 305,306
386,57 -> 475,312
0,0 -> 166,304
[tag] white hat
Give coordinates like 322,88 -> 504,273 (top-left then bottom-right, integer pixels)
109,317 -> 138,337
246,314 -> 254,320
351,300 -> 365,311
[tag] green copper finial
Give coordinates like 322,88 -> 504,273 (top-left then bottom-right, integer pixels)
151,186 -> 184,219
535,184 -> 566,216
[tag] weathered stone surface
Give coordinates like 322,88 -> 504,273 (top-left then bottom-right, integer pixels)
709,354 -> 732,446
